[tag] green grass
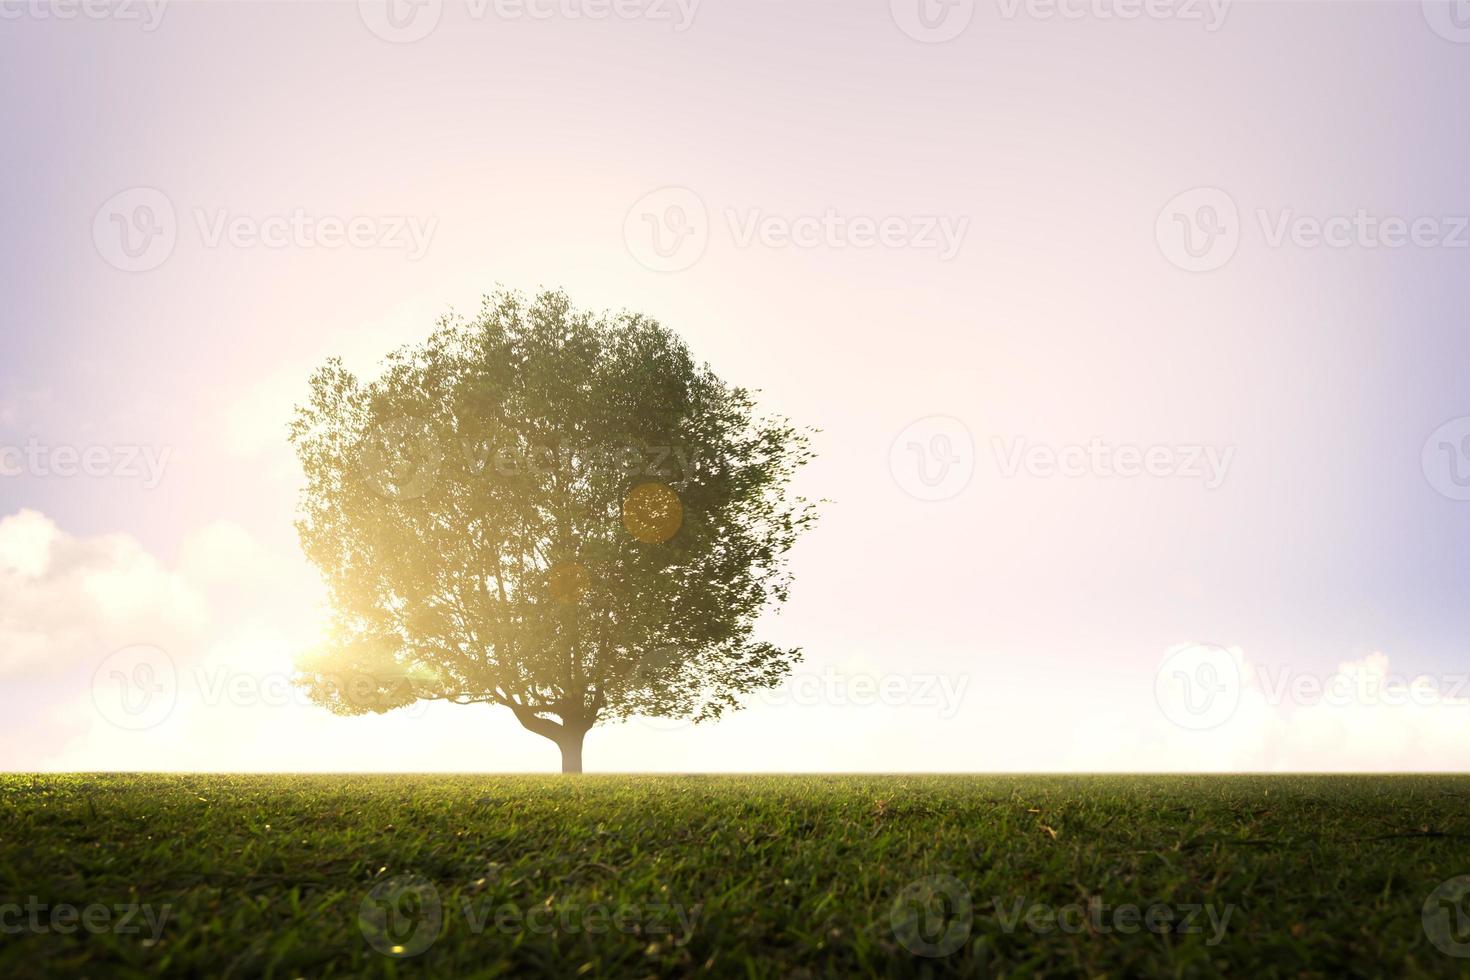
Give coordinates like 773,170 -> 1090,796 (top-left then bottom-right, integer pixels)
3,774 -> 1470,977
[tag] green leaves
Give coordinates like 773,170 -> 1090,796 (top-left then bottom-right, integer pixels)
289,289 -> 818,752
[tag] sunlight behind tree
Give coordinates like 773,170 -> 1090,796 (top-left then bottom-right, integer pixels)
289,289 -> 819,772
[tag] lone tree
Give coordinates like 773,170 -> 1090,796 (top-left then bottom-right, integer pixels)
290,289 -> 818,772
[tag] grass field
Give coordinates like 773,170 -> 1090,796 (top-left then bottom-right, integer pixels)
4,774 -> 1470,977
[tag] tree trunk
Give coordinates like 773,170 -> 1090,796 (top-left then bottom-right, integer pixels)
508,703 -> 593,774
557,727 -> 586,774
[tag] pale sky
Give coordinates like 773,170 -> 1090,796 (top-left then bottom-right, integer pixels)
4,1 -> 1470,772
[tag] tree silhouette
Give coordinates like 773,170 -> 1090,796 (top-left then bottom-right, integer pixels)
289,289 -> 818,772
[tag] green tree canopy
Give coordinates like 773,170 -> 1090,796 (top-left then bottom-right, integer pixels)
289,289 -> 818,771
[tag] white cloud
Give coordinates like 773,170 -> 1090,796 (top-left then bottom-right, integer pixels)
0,510 -> 207,677
1068,651 -> 1470,773
0,508 -> 59,578
0,508 -> 515,772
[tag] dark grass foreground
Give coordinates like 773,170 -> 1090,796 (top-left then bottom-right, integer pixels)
3,774 -> 1470,978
